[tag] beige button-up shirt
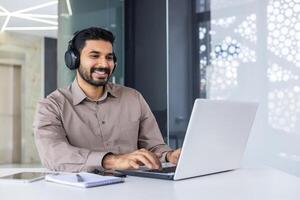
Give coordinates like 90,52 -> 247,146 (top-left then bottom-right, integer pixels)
33,79 -> 172,172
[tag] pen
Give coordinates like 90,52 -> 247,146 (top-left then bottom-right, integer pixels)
76,174 -> 84,182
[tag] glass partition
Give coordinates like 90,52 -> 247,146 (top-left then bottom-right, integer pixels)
197,0 -> 300,176
58,0 -> 124,87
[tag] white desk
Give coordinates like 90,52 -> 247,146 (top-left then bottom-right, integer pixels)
0,167 -> 300,200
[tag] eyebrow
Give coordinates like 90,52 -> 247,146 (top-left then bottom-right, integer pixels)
88,50 -> 100,54
88,51 -> 113,56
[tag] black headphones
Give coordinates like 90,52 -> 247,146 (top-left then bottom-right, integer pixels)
64,30 -> 117,70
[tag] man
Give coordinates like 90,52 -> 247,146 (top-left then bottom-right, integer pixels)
33,27 -> 181,172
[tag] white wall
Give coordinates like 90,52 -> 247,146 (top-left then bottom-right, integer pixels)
0,32 -> 43,164
0,64 -> 21,163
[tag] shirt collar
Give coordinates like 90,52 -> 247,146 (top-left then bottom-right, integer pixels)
105,82 -> 118,98
71,79 -> 118,106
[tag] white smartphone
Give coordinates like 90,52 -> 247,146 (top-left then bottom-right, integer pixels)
0,172 -> 45,183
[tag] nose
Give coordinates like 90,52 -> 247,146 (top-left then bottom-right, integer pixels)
97,56 -> 109,67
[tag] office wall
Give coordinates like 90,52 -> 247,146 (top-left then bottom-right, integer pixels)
0,64 -> 21,163
129,0 -> 167,111
125,0 -> 168,139
0,32 -> 43,164
44,38 -> 57,96
125,0 -> 195,147
168,0 -> 194,147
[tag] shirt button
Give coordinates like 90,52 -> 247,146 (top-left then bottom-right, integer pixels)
102,121 -> 105,124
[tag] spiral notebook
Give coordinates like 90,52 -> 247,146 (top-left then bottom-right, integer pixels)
45,172 -> 124,188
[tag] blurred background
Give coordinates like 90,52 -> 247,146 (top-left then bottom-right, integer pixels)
0,0 -> 299,177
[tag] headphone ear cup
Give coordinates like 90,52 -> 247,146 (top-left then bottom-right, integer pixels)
65,48 -> 80,70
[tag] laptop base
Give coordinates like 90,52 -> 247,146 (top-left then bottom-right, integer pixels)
117,169 -> 174,180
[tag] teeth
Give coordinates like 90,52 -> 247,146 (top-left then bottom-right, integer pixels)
95,71 -> 106,75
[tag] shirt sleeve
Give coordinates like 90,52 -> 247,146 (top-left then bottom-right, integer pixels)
33,98 -> 110,172
136,92 -> 173,162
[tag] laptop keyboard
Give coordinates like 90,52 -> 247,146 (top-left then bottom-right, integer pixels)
147,166 -> 176,173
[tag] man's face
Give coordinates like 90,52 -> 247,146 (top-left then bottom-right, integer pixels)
78,39 -> 115,87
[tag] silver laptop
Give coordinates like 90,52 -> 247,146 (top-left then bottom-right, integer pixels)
118,99 -> 258,180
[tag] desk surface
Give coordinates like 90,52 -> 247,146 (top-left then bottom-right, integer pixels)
0,167 -> 299,200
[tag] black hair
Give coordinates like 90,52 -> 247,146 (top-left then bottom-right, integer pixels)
73,27 -> 115,53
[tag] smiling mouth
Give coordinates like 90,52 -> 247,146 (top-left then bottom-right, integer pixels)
91,68 -> 110,79
92,71 -> 108,79
94,70 -> 107,75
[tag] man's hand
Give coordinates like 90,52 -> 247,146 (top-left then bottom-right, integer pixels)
102,148 -> 161,170
166,148 -> 181,164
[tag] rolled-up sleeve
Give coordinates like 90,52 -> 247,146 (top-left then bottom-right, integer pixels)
33,98 -> 110,172
136,92 -> 172,162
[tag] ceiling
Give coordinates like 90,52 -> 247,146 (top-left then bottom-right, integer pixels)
0,0 -> 58,38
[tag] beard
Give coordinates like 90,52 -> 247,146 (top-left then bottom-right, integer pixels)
78,65 -> 112,87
